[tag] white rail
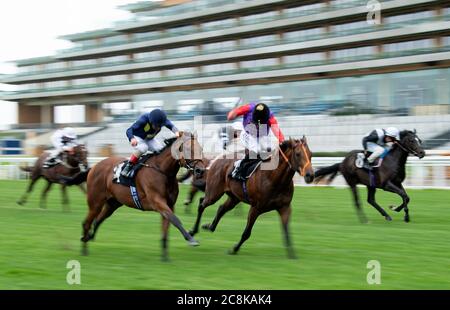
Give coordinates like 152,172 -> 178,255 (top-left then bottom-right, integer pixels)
0,156 -> 449,189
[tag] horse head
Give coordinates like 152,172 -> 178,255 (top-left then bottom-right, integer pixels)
68,144 -> 89,169
280,135 -> 314,183
398,130 -> 426,159
172,131 -> 206,178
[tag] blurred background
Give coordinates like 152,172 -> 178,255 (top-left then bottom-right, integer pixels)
0,0 -> 449,187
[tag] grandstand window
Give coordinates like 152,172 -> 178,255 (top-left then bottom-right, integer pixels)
101,75 -> 128,84
332,21 -> 369,32
385,11 -> 434,24
166,67 -> 197,76
134,51 -> 162,60
203,63 -> 237,73
241,58 -> 278,69
443,36 -> 450,46
203,40 -> 236,51
167,25 -> 196,35
45,62 -> 66,70
135,31 -> 159,40
332,46 -> 376,59
166,46 -> 197,56
240,11 -> 278,24
384,39 -> 434,53
285,2 -> 324,14
44,80 -> 67,89
241,34 -> 278,46
133,71 -> 162,80
71,59 -> 98,67
102,55 -> 128,64
284,27 -> 324,40
283,52 -> 326,64
71,77 -> 97,86
102,35 -> 127,45
202,18 -> 236,30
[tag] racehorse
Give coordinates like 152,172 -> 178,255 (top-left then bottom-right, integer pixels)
65,132 -> 204,261
17,144 -> 88,211
189,137 -> 314,258
177,157 -> 210,212
314,130 -> 425,223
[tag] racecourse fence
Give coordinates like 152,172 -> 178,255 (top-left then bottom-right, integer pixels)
0,156 -> 449,189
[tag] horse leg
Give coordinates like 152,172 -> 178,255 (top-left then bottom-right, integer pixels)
367,187 -> 392,221
229,207 -> 260,255
39,181 -> 53,209
61,185 -> 70,212
78,183 -> 87,195
17,175 -> 40,206
384,181 -> 410,222
161,215 -> 170,262
349,184 -> 368,223
81,199 -> 105,255
184,186 -> 198,213
277,206 -> 297,259
90,203 -> 121,241
202,196 -> 239,232
152,197 -> 199,247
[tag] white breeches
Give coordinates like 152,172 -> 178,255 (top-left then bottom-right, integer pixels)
132,136 -> 164,156
366,142 -> 387,163
240,131 -> 272,156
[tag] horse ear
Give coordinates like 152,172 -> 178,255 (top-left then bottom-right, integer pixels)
413,128 -> 417,134
302,135 -> 307,143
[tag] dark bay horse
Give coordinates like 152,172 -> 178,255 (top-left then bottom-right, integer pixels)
67,133 -> 204,261
314,130 -> 425,223
190,137 -> 314,258
17,144 -> 88,211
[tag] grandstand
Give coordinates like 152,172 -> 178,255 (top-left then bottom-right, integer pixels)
0,0 -> 449,154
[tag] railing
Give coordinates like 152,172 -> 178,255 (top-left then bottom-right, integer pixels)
1,156 -> 449,189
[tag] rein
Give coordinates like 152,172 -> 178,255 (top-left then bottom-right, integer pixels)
395,141 -> 419,157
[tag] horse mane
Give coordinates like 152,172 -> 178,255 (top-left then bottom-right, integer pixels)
400,130 -> 413,140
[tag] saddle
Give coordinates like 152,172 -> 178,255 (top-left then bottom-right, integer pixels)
355,152 -> 383,170
230,157 -> 267,181
113,153 -> 155,186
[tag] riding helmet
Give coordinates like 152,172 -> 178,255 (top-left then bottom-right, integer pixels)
252,103 -> 271,124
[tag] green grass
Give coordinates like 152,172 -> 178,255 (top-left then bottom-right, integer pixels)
0,180 -> 449,290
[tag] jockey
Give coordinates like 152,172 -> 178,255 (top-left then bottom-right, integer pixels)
44,127 -> 78,168
121,109 -> 180,178
361,127 -> 400,169
219,121 -> 243,151
227,102 -> 285,179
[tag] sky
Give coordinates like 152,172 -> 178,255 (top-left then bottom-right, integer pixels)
0,0 -> 151,126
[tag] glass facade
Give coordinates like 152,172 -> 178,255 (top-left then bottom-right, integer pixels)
133,68 -> 450,117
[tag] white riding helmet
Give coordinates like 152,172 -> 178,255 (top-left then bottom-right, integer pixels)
385,127 -> 400,141
63,127 -> 77,139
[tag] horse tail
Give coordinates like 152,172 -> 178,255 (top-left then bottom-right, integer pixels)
314,163 -> 341,184
177,170 -> 193,183
60,168 -> 91,186
20,166 -> 34,173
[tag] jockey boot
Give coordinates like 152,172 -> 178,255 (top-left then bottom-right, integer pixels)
121,154 -> 139,178
363,158 -> 374,170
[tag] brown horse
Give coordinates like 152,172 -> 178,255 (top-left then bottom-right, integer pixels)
177,157 -> 210,212
69,133 -> 204,261
17,144 -> 88,211
190,137 -> 314,258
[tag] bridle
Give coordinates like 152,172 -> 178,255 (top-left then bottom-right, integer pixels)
177,135 -> 204,173
279,140 -> 312,176
394,136 -> 422,157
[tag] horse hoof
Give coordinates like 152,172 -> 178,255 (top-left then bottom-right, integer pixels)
161,256 -> 170,263
288,254 -> 298,260
228,249 -> 237,255
385,216 -> 393,221
188,239 -> 200,247
201,223 -> 212,231
16,201 -> 24,206
404,216 -> 410,223
188,230 -> 196,236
